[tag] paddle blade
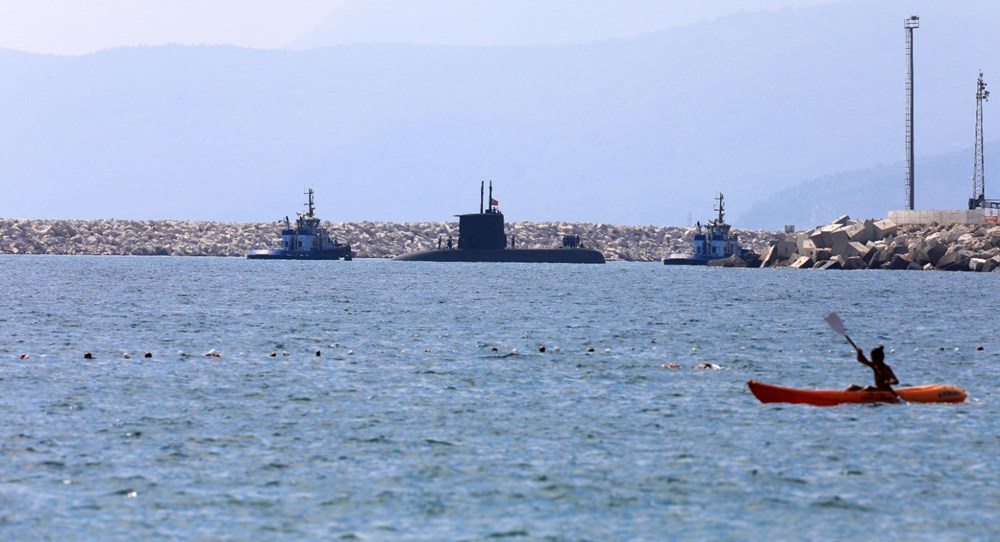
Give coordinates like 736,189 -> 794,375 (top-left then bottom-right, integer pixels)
825,312 -> 847,337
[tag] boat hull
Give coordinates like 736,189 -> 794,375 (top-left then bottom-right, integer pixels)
393,248 -> 605,264
747,380 -> 967,406
663,255 -> 714,266
247,249 -> 352,260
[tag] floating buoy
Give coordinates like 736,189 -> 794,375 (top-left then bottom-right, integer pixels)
491,346 -> 499,352
587,347 -> 595,353
123,353 -> 131,359
19,354 -> 29,360
539,346 -> 546,353
315,350 -> 322,357
661,362 -> 680,369
693,362 -> 721,370
84,352 -> 93,359
270,352 -> 277,357
977,346 -> 985,351
204,349 -> 221,357
144,352 -> 152,358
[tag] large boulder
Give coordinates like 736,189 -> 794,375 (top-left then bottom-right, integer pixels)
886,253 -> 912,270
926,243 -> 949,266
935,248 -> 971,271
986,255 -> 1000,272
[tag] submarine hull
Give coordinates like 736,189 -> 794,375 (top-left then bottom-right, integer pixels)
394,248 -> 605,264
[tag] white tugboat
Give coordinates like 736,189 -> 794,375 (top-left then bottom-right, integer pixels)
247,189 -> 353,260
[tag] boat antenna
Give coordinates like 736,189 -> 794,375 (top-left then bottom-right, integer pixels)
489,180 -> 494,212
480,180 -> 484,214
715,192 -> 725,223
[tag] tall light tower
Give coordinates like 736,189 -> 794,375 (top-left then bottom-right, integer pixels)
904,15 -> 919,210
970,71 -> 989,209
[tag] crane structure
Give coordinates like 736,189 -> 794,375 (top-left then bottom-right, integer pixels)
969,71 -> 992,209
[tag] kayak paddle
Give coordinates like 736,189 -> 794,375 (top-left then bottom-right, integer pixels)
824,312 -> 858,350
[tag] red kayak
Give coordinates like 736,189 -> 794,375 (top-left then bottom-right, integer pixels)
747,380 -> 967,406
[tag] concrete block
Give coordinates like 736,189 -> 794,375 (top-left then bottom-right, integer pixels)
797,237 -> 816,255
813,248 -> 832,261
873,219 -> 898,240
808,229 -> 828,249
844,241 -> 874,261
845,220 -> 874,244
758,245 -> 777,267
831,214 -> 852,226
789,255 -> 814,269
817,259 -> 843,270
844,256 -> 867,270
827,228 -> 851,255
774,239 -> 797,259
969,257 -> 987,272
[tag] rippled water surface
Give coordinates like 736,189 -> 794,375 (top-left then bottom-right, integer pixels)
1,256 -> 998,540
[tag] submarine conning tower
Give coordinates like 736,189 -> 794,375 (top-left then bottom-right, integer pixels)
457,181 -> 506,250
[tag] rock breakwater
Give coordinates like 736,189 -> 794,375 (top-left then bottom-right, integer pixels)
0,218 -> 780,261
759,216 -> 1000,272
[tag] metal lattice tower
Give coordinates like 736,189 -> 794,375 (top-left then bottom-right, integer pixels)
970,71 -> 989,209
904,15 -> 919,210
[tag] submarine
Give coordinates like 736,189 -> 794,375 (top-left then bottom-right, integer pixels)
393,182 -> 605,264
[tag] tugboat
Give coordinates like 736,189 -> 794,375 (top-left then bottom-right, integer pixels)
247,188 -> 353,260
663,193 -> 754,265
393,182 -> 605,263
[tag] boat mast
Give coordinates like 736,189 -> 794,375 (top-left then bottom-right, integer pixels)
715,193 -> 725,224
480,181 -> 484,214
305,188 -> 316,218
489,181 -> 494,212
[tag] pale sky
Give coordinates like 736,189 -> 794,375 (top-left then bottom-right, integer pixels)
0,0 -> 839,55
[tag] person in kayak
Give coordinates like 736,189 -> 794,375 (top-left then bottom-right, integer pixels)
846,345 -> 899,391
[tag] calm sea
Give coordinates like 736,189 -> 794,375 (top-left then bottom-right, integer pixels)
1,256 -> 997,541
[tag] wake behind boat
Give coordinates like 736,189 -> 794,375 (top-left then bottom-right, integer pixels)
247,188 -> 353,260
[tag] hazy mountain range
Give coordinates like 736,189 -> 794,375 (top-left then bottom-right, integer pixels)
1,0 -> 997,229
